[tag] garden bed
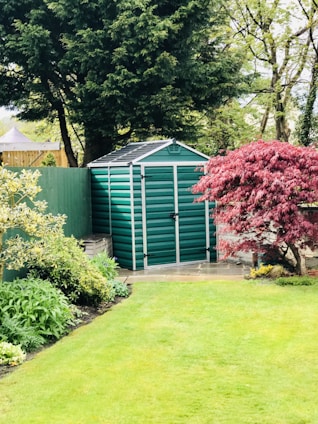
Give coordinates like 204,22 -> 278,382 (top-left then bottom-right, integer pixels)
0,290 -> 131,380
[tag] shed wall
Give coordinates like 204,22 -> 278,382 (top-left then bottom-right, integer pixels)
110,167 -> 133,269
132,166 -> 144,269
91,167 -> 140,269
91,168 -> 110,233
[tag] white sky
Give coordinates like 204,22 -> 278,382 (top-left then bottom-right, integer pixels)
0,107 -> 17,119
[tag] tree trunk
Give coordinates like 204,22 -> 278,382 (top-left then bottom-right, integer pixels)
288,243 -> 307,275
57,104 -> 78,167
82,130 -> 116,165
275,91 -> 290,142
260,105 -> 270,136
298,58 -> 318,146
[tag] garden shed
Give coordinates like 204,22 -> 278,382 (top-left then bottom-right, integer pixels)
87,139 -> 216,270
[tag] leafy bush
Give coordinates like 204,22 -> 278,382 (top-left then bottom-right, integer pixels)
90,253 -> 129,301
267,265 -> 286,279
0,166 -> 66,282
25,235 -> 114,306
90,253 -> 119,281
275,276 -> 317,286
0,341 -> 26,366
249,264 -> 274,279
41,152 -> 56,167
0,277 -> 77,351
109,280 -> 130,301
0,315 -> 45,351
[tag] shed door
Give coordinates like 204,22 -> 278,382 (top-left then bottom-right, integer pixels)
142,165 -> 209,268
142,166 -> 177,266
177,166 -> 208,263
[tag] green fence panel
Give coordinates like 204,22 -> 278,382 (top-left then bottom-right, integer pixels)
3,167 -> 92,281
36,167 -> 92,238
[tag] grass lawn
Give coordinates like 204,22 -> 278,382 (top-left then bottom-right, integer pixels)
1,279 -> 318,423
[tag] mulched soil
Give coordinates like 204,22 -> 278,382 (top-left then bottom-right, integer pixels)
307,269 -> 318,277
0,287 -> 132,380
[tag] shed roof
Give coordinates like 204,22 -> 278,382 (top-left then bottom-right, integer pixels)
87,139 -> 209,167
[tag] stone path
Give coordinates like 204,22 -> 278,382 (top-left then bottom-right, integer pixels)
118,261 -> 250,283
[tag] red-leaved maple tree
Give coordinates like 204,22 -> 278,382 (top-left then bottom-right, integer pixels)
193,140 -> 318,274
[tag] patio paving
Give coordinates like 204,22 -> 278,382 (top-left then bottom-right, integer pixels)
118,261 -> 250,283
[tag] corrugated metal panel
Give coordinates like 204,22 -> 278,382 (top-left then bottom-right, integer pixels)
209,203 -> 217,261
144,166 -> 176,266
177,166 -> 208,263
132,166 -> 144,269
91,168 -> 110,234
109,167 -> 134,268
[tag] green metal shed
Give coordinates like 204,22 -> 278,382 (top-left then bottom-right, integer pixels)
87,139 -> 216,270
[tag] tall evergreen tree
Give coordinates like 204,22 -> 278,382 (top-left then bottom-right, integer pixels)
0,0 -> 247,164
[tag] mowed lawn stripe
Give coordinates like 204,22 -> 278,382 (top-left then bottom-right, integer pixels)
0,280 -> 318,423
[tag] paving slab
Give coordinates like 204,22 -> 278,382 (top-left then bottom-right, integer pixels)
118,261 -> 250,283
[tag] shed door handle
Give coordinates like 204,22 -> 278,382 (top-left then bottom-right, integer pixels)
169,212 -> 178,220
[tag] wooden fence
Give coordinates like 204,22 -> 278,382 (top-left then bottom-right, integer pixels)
1,149 -> 68,167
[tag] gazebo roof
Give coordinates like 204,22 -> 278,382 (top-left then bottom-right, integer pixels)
0,127 -> 34,143
0,127 -> 60,151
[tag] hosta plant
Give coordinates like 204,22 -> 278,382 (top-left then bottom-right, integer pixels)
0,277 -> 77,351
90,253 -> 119,281
109,280 -> 130,300
0,341 -> 26,366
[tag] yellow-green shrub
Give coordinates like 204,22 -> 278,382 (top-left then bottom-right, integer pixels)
249,264 -> 274,279
0,166 -> 65,281
24,235 -> 113,306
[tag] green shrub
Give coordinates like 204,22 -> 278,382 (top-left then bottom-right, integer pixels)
0,315 -> 45,351
90,253 -> 119,281
110,280 -> 130,299
0,341 -> 26,366
267,265 -> 286,279
90,253 -> 129,301
0,277 -> 77,351
41,152 -> 56,167
275,276 -> 317,286
26,235 -> 114,306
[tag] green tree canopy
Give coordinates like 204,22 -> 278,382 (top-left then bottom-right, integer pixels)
0,0 -> 247,164
227,0 -> 318,143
